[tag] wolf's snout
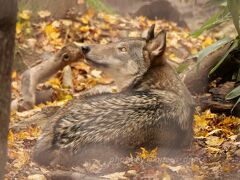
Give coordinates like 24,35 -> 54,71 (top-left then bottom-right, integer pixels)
81,45 -> 90,54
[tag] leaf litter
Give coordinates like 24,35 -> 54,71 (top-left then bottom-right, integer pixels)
6,8 -> 240,180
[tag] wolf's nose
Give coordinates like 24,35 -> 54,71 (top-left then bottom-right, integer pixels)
81,45 -> 90,54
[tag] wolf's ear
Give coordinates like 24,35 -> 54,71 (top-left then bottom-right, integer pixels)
146,30 -> 166,60
146,24 -> 155,42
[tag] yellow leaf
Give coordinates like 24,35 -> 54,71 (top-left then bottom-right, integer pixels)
11,71 -> 17,79
199,35 -> 204,40
221,116 -> 240,126
8,130 -> 14,144
45,24 -> 60,40
80,26 -> 90,32
18,10 -> 32,20
204,109 -> 217,119
50,31 -> 60,39
28,127 -> 40,137
101,24 -> 110,30
137,147 -> 148,159
202,37 -> 213,48
25,27 -> 32,34
194,114 -> 208,129
73,62 -> 91,72
46,78 -> 61,89
206,136 -> 224,146
16,22 -> 22,34
102,14 -> 117,24
16,131 -> 29,140
45,24 -> 55,34
136,147 -> 158,160
80,17 -> 89,25
65,94 -> 73,100
206,146 -> 221,153
169,53 -> 177,62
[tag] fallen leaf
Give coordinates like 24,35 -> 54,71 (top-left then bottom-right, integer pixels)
28,174 -> 46,180
80,25 -> 90,32
206,136 -> 224,146
38,10 -> 51,18
18,10 -> 32,20
161,163 -> 183,173
8,130 -> 14,146
16,22 -> 22,34
101,172 -> 126,180
202,37 -> 214,48
91,69 -> 102,78
136,147 -> 158,160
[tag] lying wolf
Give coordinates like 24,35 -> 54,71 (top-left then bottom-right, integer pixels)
33,25 -> 194,166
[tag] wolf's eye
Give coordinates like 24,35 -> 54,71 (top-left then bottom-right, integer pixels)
62,53 -> 70,61
118,47 -> 127,52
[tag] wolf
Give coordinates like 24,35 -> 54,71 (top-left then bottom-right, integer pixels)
33,25 -> 194,166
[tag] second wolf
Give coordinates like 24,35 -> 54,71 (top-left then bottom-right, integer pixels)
33,25 -> 194,166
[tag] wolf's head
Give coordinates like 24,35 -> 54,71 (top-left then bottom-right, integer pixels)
56,43 -> 84,66
80,25 -> 166,90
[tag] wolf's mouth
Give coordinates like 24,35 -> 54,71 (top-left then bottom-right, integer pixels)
84,56 -> 109,67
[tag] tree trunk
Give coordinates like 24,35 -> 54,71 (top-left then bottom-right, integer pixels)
0,0 -> 17,179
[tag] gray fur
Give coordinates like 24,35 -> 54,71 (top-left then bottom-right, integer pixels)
33,27 -> 194,166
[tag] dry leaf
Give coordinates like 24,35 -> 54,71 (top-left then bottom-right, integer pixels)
136,147 -> 158,160
18,10 -> 32,20
206,136 -> 224,146
101,172 -> 126,180
38,10 -> 51,18
16,22 -> 22,34
161,163 -> 183,173
91,69 -> 102,78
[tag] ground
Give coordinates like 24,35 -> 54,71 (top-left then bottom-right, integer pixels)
5,9 -> 240,179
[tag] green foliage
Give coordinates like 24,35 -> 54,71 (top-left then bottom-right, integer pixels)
227,0 -> 240,36
209,38 -> 238,75
191,8 -> 230,38
190,37 -> 231,73
208,0 -> 227,7
85,0 -> 115,14
226,85 -> 240,100
226,85 -> 240,111
176,63 -> 190,74
237,68 -> 240,81
192,0 -> 240,110
194,37 -> 231,63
